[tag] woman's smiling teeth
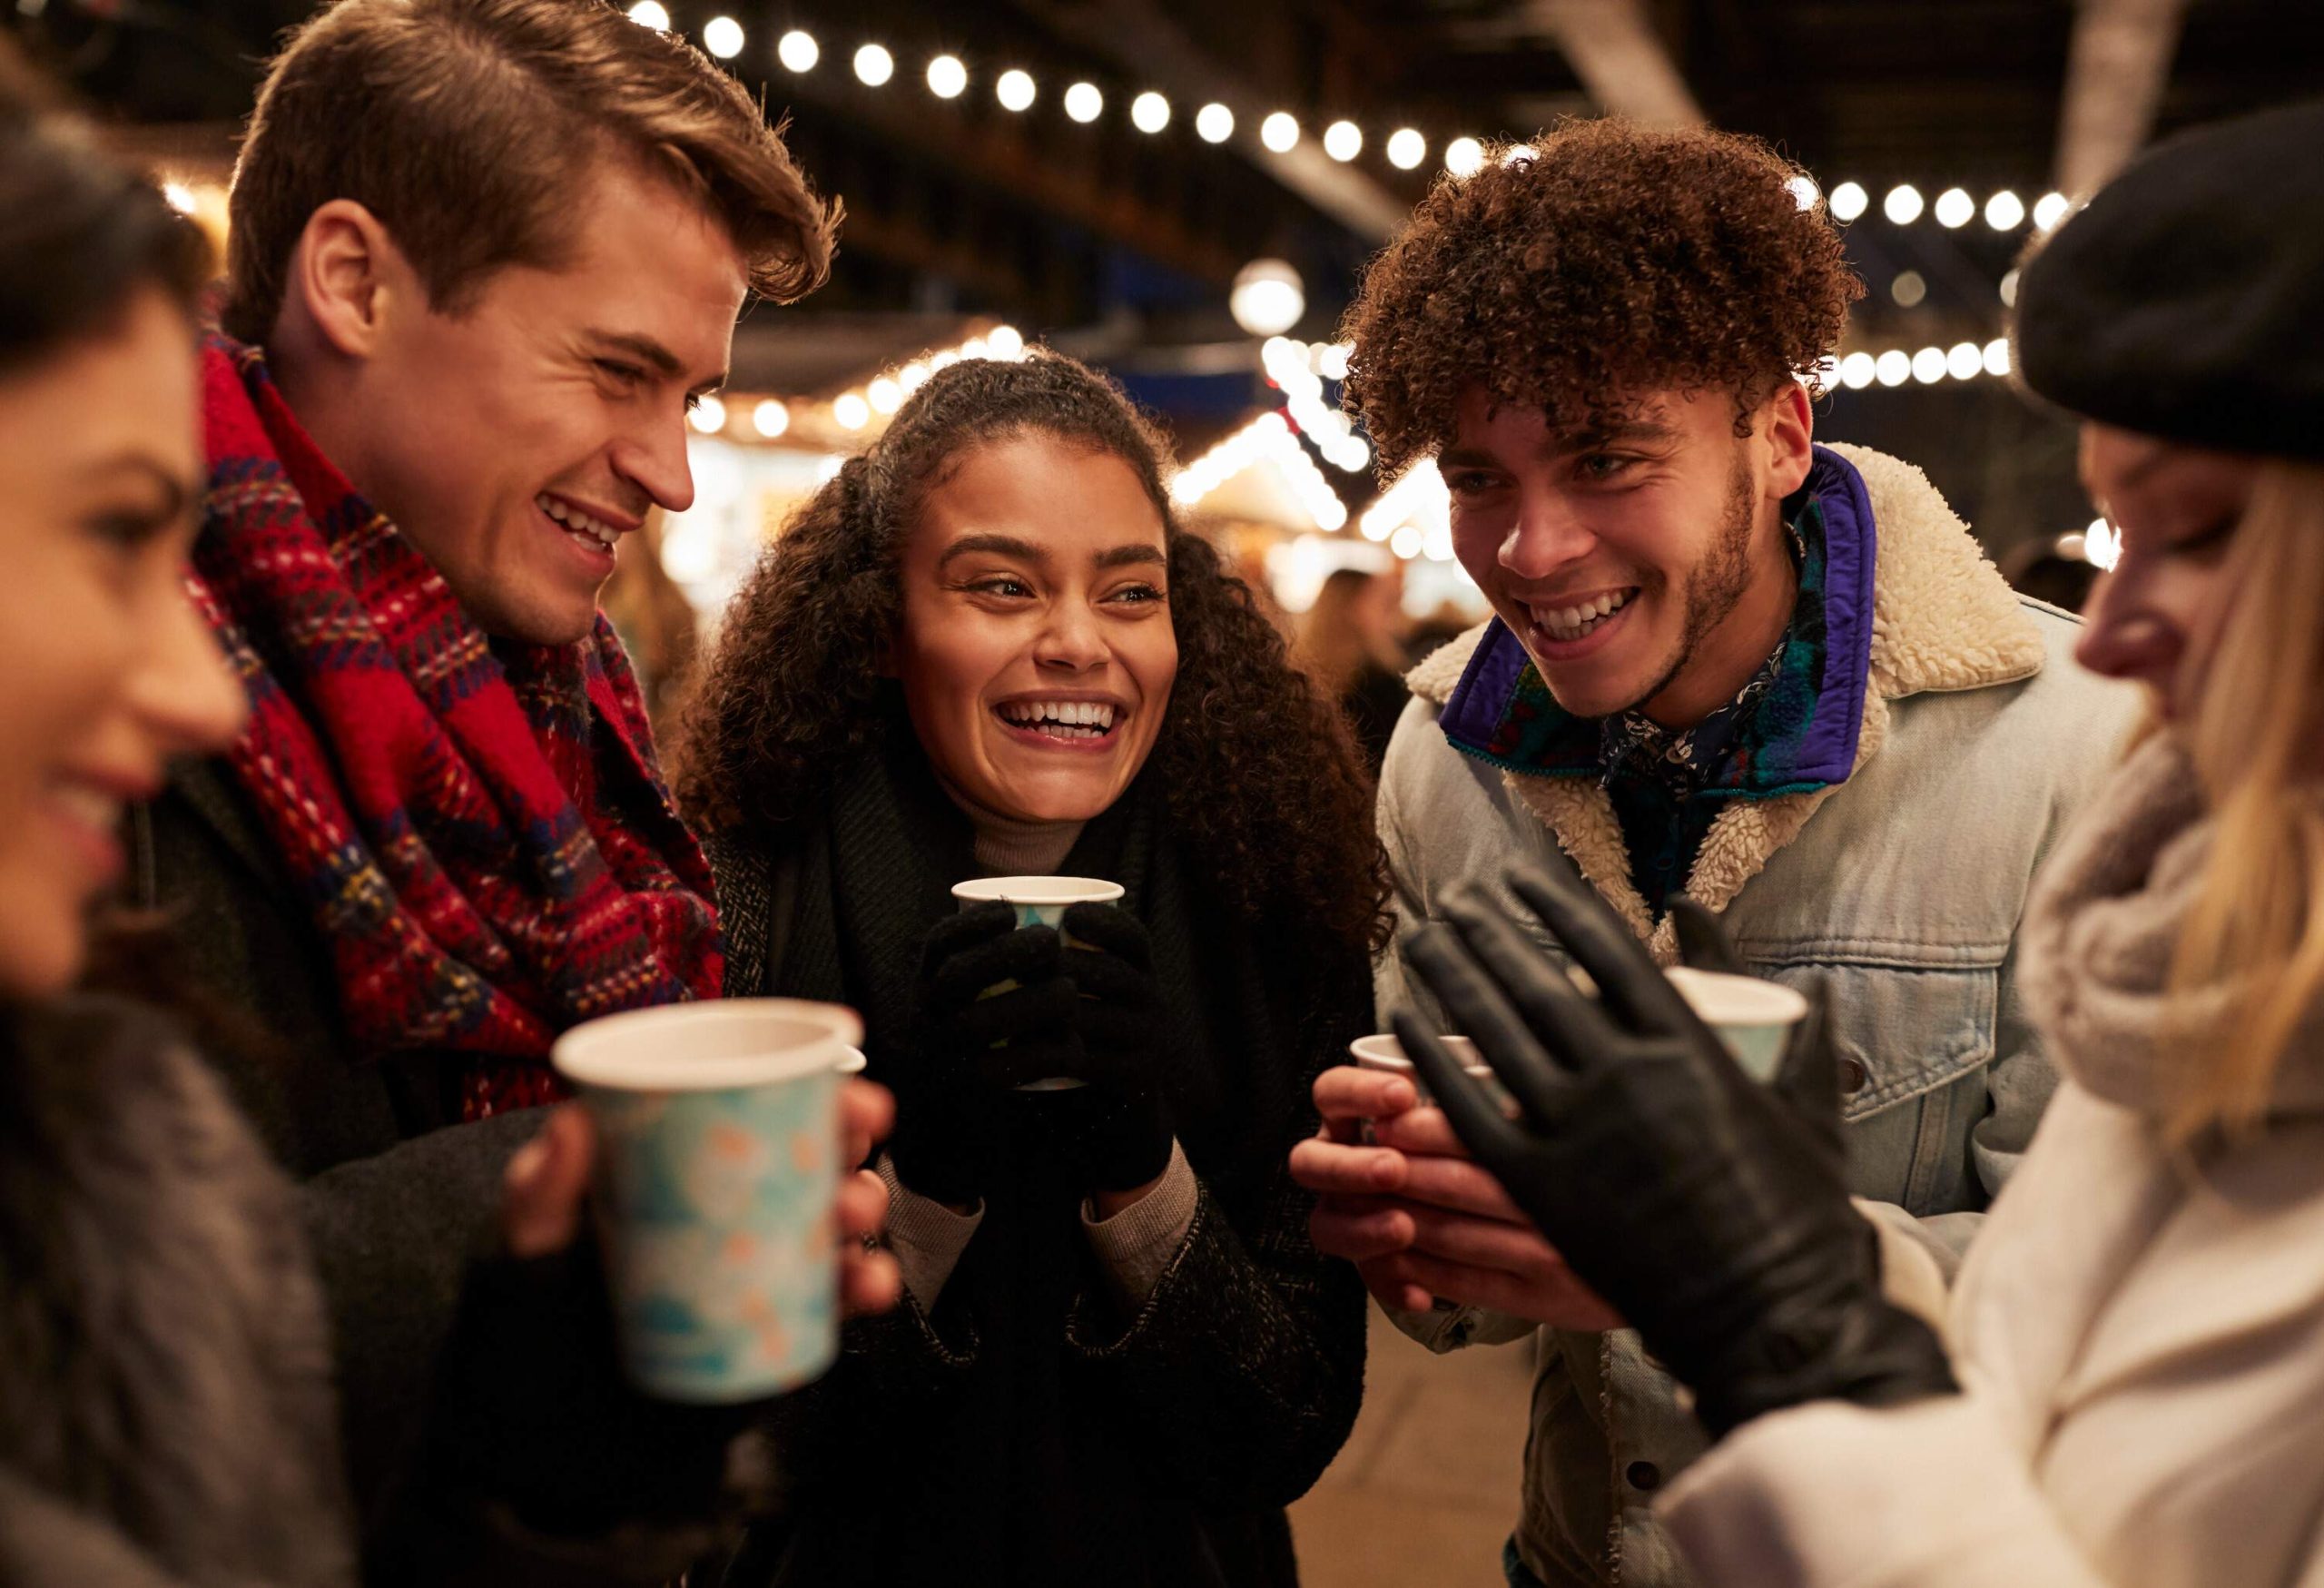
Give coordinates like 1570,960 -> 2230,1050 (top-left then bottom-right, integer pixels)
537,494 -> 617,554
997,699 -> 1120,741
1532,587 -> 1635,642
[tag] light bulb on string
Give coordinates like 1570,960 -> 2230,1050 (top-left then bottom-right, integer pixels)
1063,82 -> 1103,123
1786,175 -> 1820,211
1884,183 -> 1924,223
853,44 -> 893,86
1443,136 -> 1484,177
776,29 -> 817,72
702,15 -> 743,59
832,392 -> 870,431
689,393 -> 727,433
1130,92 -> 1169,133
1259,112 -> 1299,153
2033,191 -> 2072,230
926,54 -> 966,98
1196,103 -> 1234,143
752,399 -> 789,439
996,69 -> 1036,112
1386,128 -> 1425,170
1934,187 -> 1974,228
1946,341 -> 1983,380
1323,120 -> 1362,162
1911,346 -> 1946,384
1828,181 -> 1867,221
625,1 -> 669,30
1985,190 -> 2024,230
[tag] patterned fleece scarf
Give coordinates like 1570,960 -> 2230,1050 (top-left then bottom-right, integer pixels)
187,332 -> 722,1119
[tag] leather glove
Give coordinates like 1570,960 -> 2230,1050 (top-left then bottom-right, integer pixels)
1393,860 -> 1955,1439
891,901 -> 1080,1206
1049,902 -> 1174,1193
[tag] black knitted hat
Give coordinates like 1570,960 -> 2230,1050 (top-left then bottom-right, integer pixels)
2014,99 -> 2324,460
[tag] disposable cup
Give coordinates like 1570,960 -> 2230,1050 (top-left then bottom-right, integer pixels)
950,875 -> 1126,1091
551,998 -> 862,1404
1667,967 -> 1809,1082
1350,1033 -> 1517,1116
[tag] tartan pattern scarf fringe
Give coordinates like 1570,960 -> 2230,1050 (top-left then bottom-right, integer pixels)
187,332 -> 722,1119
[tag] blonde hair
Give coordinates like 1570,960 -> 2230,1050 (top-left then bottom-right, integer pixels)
2167,460 -> 2324,1141
222,0 -> 835,343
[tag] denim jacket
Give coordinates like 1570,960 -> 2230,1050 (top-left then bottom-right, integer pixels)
1374,444 -> 2143,1587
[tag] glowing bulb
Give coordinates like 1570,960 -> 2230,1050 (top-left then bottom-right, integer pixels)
689,393 -> 727,433
1984,190 -> 2024,230
1884,184 -> 1924,224
926,54 -> 966,98
1838,351 -> 1876,390
2000,269 -> 2020,307
1828,181 -> 1867,221
1983,338 -> 2011,377
1386,128 -> 1425,170
1500,143 -> 1538,167
1786,174 -> 1820,211
1323,120 -> 1362,162
1229,258 -> 1305,337
1196,103 -> 1234,143
1912,346 -> 1946,384
1390,526 -> 1423,560
625,1 -> 669,30
777,29 -> 817,72
1259,113 -> 1299,153
853,44 -> 893,86
1876,350 -> 1912,388
1946,341 -> 1983,380
702,15 -> 743,59
832,392 -> 870,431
1890,271 -> 1927,308
986,324 -> 1025,360
1934,187 -> 1974,228
1443,136 -> 1485,177
1063,82 -> 1103,123
161,180 -> 197,215
898,361 -> 931,392
865,377 -> 901,416
815,455 -> 845,484
2034,191 -> 2072,231
752,399 -> 789,439
996,69 -> 1036,112
1130,91 -> 1169,133
2085,518 -> 2121,571
1316,341 -> 1352,380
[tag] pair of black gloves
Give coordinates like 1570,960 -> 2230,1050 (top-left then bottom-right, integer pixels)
1395,859 -> 1957,1441
887,900 -> 1173,1208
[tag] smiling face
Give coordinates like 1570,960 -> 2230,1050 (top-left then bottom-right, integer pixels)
891,434 -> 1179,824
1441,383 -> 1813,726
0,291 -> 249,997
309,154 -> 747,646
2073,424 -> 2258,723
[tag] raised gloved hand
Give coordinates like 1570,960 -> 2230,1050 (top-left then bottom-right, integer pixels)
1393,860 -> 1955,1439
1050,902 -> 1173,1194
891,901 -> 1079,1206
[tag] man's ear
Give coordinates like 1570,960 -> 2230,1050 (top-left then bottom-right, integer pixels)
1761,381 -> 1816,500
285,199 -> 407,360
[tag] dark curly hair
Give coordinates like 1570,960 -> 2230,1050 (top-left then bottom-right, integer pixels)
673,350 -> 1392,960
1340,120 -> 1863,475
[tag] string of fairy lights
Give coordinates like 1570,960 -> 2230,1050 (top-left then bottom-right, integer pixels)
624,4 -> 2073,227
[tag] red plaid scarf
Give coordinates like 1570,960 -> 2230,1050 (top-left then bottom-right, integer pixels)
188,332 -> 722,1119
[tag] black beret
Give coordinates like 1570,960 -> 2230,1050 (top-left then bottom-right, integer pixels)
2014,98 -> 2324,460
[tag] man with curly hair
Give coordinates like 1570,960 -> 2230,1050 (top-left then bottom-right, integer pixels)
1289,121 -> 2140,1588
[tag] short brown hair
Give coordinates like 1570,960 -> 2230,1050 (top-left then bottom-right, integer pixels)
1341,120 -> 1861,475
222,0 -> 836,342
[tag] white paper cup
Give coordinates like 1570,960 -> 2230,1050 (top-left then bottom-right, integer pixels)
950,875 -> 1125,1090
1349,1032 -> 1517,1115
552,999 -> 862,1403
1667,967 -> 1809,1082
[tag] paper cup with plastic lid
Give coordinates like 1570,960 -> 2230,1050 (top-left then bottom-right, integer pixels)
950,875 -> 1125,1091
551,998 -> 862,1404
1666,967 -> 1810,1083
1349,1032 -> 1518,1118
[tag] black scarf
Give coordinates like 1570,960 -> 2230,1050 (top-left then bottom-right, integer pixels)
743,726 -> 1325,1586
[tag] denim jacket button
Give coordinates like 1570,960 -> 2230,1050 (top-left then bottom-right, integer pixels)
1626,1461 -> 1662,1491
1837,1057 -> 1869,1094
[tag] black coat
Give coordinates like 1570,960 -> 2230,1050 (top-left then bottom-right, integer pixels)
706,741 -> 1371,1588
128,759 -> 543,1553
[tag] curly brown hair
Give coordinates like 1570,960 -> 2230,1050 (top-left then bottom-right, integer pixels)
1340,120 -> 1863,474
673,350 -> 1392,960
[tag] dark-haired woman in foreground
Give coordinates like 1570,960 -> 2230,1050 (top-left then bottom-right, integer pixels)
681,350 -> 1378,1588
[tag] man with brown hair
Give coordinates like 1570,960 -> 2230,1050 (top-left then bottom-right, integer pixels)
1287,122 -> 2138,1586
124,0 -> 880,1563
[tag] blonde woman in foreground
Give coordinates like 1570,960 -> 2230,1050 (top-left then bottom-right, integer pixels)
1393,98 -> 2324,1587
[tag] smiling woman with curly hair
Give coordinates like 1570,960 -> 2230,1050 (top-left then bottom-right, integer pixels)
674,348 -> 1378,1588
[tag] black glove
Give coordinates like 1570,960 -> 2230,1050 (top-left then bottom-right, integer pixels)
891,901 -> 1080,1205
1050,902 -> 1174,1193
421,1237 -> 763,1542
1393,861 -> 1955,1439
